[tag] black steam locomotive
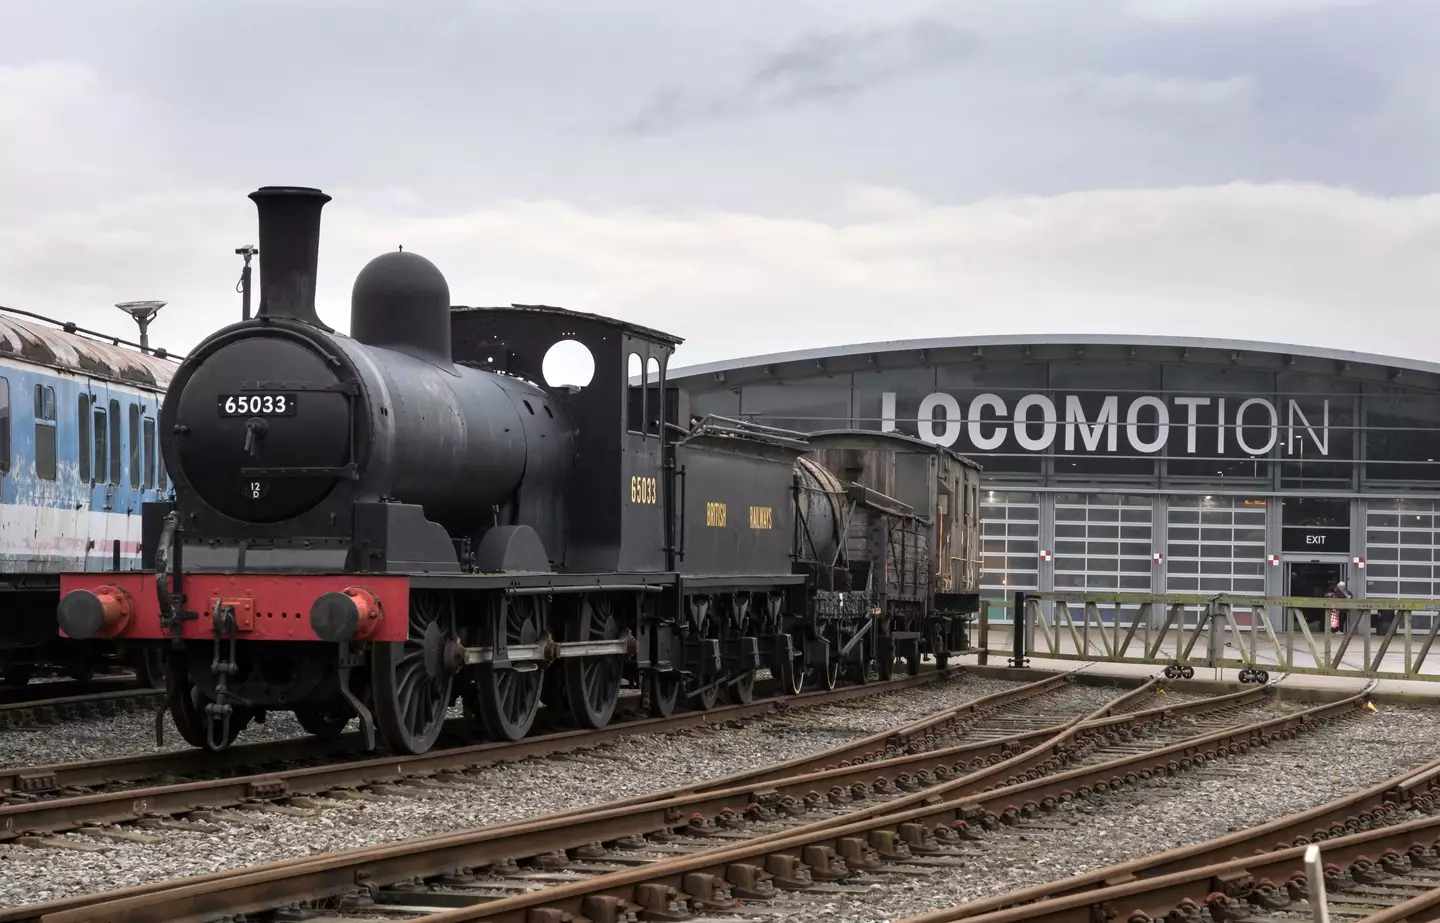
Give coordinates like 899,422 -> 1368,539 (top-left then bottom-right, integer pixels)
56,186 -> 981,754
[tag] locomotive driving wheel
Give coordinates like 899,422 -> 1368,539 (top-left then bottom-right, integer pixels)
371,590 -> 458,755
563,594 -> 622,729
468,596 -> 547,741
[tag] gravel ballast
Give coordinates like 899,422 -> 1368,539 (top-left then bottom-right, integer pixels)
0,705 -> 315,771
0,671 -> 1076,906
825,702 -> 1440,923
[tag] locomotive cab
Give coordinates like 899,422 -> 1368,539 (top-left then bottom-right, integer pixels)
451,304 -> 683,574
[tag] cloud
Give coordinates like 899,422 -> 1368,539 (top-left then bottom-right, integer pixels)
624,19 -> 979,134
0,60 -> 174,217
1128,0 -> 1377,25
1059,72 -> 1257,110
6,180 -> 1439,375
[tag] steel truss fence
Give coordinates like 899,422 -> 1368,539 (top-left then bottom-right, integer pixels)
970,591 -> 1440,681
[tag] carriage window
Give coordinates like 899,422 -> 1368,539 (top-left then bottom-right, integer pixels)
143,417 -> 155,490
128,403 -> 141,489
78,395 -> 91,483
0,378 -> 10,477
626,352 -> 644,435
93,406 -> 108,484
157,450 -> 168,492
33,384 -> 55,421
108,399 -> 121,485
34,385 -> 56,481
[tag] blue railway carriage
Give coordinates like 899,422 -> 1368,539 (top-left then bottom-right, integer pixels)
0,308 -> 176,686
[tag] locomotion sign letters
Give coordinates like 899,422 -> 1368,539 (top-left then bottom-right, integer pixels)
880,392 -> 1331,457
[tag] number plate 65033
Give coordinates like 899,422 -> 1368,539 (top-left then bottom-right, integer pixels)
217,393 -> 298,417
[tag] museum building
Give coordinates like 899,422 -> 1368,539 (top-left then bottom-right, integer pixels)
668,335 -> 1440,606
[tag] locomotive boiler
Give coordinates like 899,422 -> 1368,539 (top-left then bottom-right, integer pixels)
55,185 -> 980,755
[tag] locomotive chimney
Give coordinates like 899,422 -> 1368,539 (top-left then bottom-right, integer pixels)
248,186 -> 332,330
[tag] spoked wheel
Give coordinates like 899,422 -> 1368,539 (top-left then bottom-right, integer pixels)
648,671 -> 682,717
469,597 -> 547,741
294,700 -> 354,738
371,590 -> 458,755
564,595 -> 623,729
167,654 -> 247,750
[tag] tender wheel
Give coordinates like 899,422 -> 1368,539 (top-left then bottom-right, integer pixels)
813,638 -> 840,691
1163,664 -> 1178,679
564,595 -> 622,729
648,671 -> 682,717
1181,665 -> 1195,680
294,701 -> 354,738
372,590 -> 457,755
689,675 -> 720,711
1257,669 -> 1270,683
727,669 -> 757,705
777,644 -> 805,696
470,596 -> 546,741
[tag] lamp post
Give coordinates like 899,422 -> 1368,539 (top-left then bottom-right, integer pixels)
115,301 -> 166,354
235,244 -> 258,321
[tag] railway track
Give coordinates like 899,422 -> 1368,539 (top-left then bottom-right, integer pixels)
0,677 -> 159,731
893,730 -> 1440,923
0,663 -> 1052,840
0,673 -> 1315,923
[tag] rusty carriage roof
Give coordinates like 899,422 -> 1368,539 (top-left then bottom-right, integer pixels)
804,428 -> 984,472
0,308 -> 178,391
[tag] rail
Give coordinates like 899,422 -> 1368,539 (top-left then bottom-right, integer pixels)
966,590 -> 1440,681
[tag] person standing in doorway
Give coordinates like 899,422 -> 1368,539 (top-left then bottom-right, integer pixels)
1326,581 -> 1353,633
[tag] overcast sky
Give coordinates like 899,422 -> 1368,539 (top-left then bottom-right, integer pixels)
2,0 -> 1437,372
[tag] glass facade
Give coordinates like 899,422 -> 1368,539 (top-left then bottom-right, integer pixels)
979,491 -> 1040,597
1164,497 -> 1268,595
678,340 -> 1440,603
1364,499 -> 1440,599
1053,493 -> 1153,593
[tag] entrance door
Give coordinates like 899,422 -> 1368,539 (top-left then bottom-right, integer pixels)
1287,561 -> 1342,631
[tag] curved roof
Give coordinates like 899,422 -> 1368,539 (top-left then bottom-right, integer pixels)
0,310 -> 177,390
670,333 -> 1440,392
